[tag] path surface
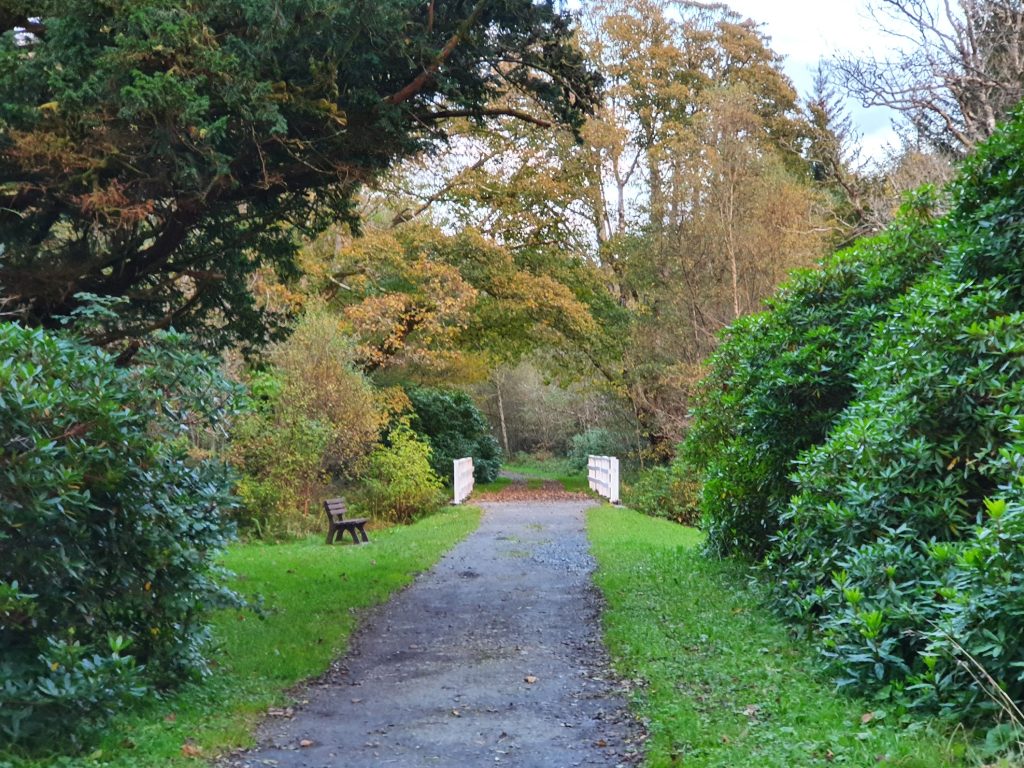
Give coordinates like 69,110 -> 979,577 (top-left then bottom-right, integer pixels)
227,501 -> 640,768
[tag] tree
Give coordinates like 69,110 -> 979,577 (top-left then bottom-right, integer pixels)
835,0 -> 1024,155
0,0 -> 599,350
298,221 -> 597,379
568,2 -> 826,450
228,306 -> 385,535
353,1 -> 831,452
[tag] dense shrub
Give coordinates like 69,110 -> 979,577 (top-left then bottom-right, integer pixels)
680,190 -> 944,558
768,110 -> 1024,717
348,425 -> 446,523
622,463 -> 699,525
229,308 -> 383,536
406,387 -> 502,484
0,326 -> 239,745
566,427 -> 631,471
230,373 -> 333,536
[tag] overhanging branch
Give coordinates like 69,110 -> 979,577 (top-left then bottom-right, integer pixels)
383,0 -> 488,106
418,107 -> 552,128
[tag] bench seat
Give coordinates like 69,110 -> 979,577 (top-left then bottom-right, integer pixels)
324,497 -> 369,544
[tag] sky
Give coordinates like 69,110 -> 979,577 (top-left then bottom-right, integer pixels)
723,0 -> 902,160
569,0 -> 908,162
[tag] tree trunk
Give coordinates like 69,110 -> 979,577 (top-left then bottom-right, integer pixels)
495,380 -> 511,457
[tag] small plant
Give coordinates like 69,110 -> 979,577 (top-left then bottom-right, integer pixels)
566,428 -> 630,471
622,463 -> 700,525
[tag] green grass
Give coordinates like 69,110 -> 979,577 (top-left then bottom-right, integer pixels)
8,506 -> 480,768
587,505 -> 969,768
503,456 -> 590,493
473,476 -> 512,494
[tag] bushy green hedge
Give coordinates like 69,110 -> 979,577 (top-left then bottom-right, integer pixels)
680,106 -> 1024,720
769,111 -> 1024,717
679,191 -> 944,557
229,308 -> 384,537
622,463 -> 699,525
405,387 -> 502,484
0,326 -> 239,745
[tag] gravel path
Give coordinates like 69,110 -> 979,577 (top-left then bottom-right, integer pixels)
225,501 -> 640,768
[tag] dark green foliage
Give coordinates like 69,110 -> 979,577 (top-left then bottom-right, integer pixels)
0,1 -> 598,349
0,324 -> 239,745
675,104 -> 1024,720
406,387 -> 502,484
622,463 -> 699,525
768,109 -> 1024,717
682,191 -> 944,558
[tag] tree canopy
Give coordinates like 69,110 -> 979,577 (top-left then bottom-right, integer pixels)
0,0 -> 598,350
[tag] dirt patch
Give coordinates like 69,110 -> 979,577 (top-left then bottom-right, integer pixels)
474,479 -> 592,503
222,501 -> 643,768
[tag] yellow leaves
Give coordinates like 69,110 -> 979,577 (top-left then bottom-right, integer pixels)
296,220 -> 596,377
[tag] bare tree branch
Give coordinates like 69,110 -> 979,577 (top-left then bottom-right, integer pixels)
835,0 -> 1024,153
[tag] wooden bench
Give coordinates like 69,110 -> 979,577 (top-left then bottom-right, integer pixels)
323,498 -> 369,545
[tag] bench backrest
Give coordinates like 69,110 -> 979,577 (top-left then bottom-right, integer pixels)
323,497 -> 347,522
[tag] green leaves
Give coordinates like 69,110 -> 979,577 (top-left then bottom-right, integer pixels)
681,193 -> 944,558
677,103 -> 1024,724
0,0 -> 598,348
406,386 -> 502,484
0,323 -> 240,746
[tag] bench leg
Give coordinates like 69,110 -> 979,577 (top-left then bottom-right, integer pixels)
347,526 -> 362,544
357,524 -> 369,543
326,524 -> 337,545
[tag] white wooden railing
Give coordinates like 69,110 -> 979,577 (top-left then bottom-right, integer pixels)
587,455 -> 620,504
452,457 -> 474,504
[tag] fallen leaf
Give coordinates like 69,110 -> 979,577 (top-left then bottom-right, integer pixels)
180,741 -> 202,758
452,709 -> 461,717
299,739 -> 314,748
861,711 -> 874,724
596,739 -> 607,747
163,713 -> 177,723
825,749 -> 835,762
524,675 -> 538,684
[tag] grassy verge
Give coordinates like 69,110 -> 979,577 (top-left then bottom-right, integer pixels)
587,505 -> 968,767
9,506 -> 480,768
473,476 -> 513,494
503,456 -> 590,493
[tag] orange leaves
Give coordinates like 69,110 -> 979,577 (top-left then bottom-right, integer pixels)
298,221 -> 594,377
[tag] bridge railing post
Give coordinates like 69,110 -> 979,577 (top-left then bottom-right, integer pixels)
587,454 -> 619,504
452,457 -> 474,504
